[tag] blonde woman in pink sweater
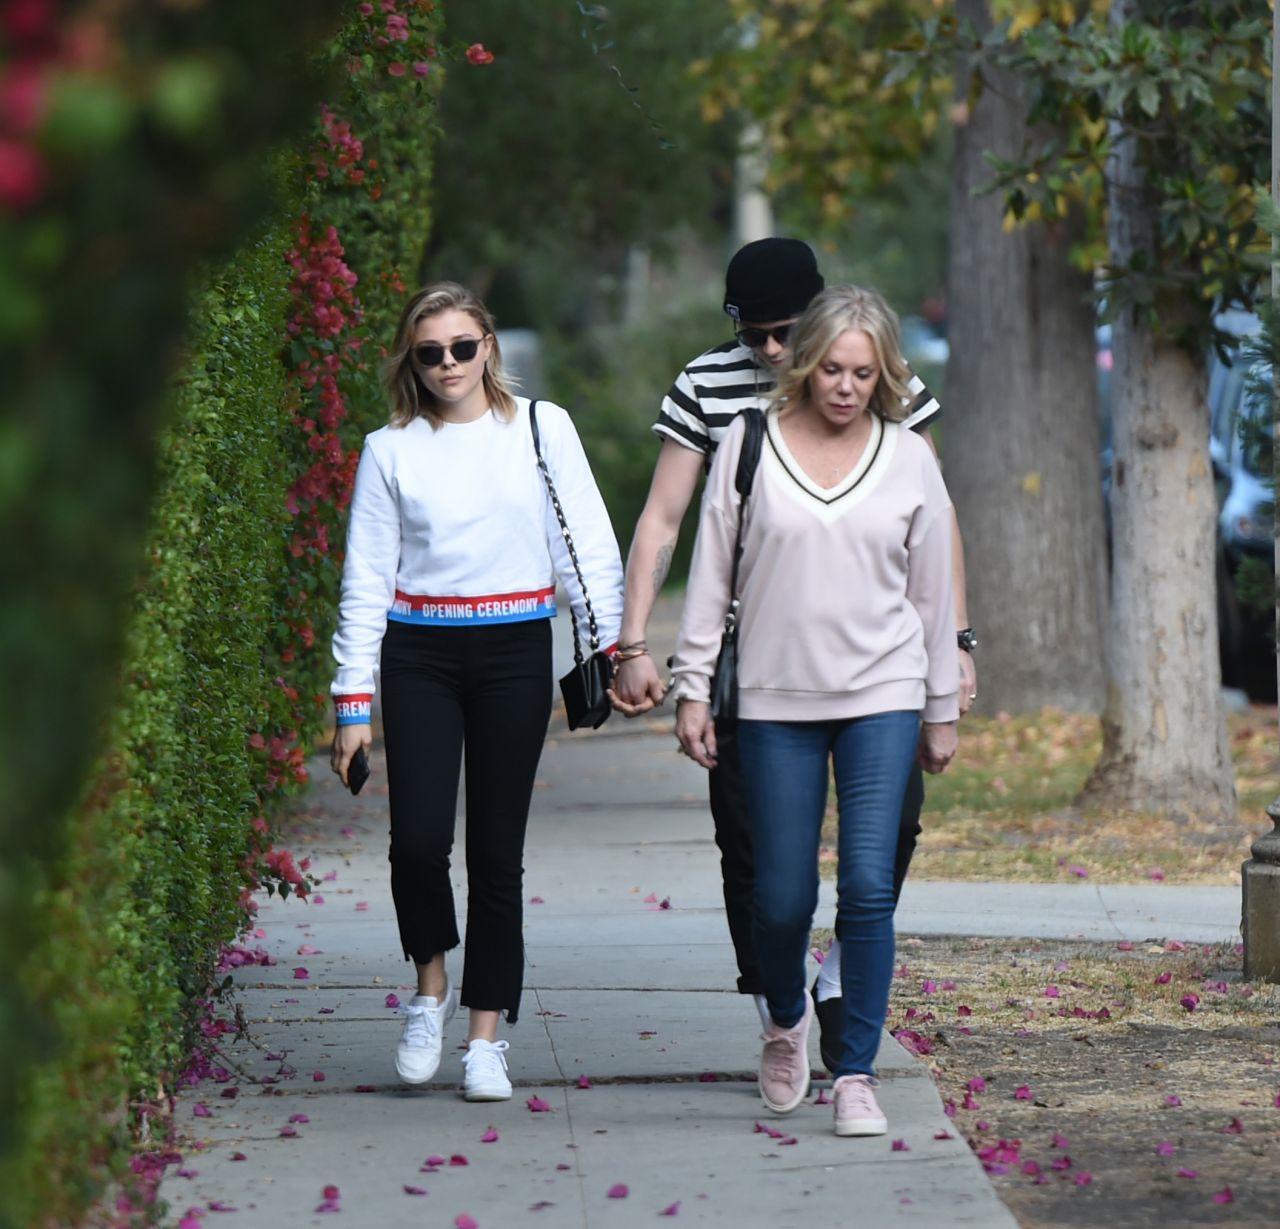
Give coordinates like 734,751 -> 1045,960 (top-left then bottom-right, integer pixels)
672,284 -> 959,1138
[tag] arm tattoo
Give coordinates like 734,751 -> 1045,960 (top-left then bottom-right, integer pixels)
652,542 -> 675,598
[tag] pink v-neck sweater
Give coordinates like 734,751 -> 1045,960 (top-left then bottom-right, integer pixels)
671,408 -> 960,724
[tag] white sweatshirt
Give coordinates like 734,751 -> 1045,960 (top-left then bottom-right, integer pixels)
671,409 -> 959,724
331,397 -> 623,721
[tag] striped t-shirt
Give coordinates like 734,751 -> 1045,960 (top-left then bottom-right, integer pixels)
654,338 -> 942,458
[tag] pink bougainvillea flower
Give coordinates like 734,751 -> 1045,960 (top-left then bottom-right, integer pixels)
529,1202 -> 554,1212
1212,1187 -> 1234,1204
555,1163 -> 571,1171
577,1075 -> 592,1089
1052,1133 -> 1070,1149
466,43 -> 496,65
1014,1086 -> 1032,1101
402,1185 -> 428,1196
967,1077 -> 987,1093
527,1096 -> 552,1113
297,944 -> 320,956
207,1201 -> 237,1212
481,1127 -> 499,1143
891,1139 -> 911,1152
312,895 -> 325,904
385,993 -> 401,1009
279,1126 -> 298,1138
1156,1141 -> 1176,1156
312,1071 -> 326,1082
815,1089 -> 832,1105
412,61 -> 431,77
178,1212 -> 203,1229
659,1202 -> 681,1216
957,1004 -> 972,1017
921,980 -> 938,994
1177,1167 -> 1198,1179
288,1113 -> 310,1124
449,1154 -> 469,1166
643,893 -> 658,903
1050,1155 -> 1072,1171
1074,1172 -> 1093,1186
975,1120 -> 991,1132
1044,985 -> 1060,998
422,1155 -> 445,1168
1180,993 -> 1200,1012
961,1092 -> 981,1110
230,1152 -> 247,1162
1273,1093 -> 1280,1108
354,901 -> 369,912
1068,865 -> 1088,878
293,967 -> 309,980
935,1130 -> 954,1140
1116,941 -> 1134,951
1149,868 -> 1166,881
607,1184 -> 629,1199
659,897 -> 672,910
1220,1117 -> 1244,1134
455,1216 -> 478,1229
386,61 -> 406,76
1165,939 -> 1186,951
318,1007 -> 335,1015
754,1121 -> 785,1139
1154,971 -> 1172,984
1021,1160 -> 1041,1176
941,979 -> 958,991
193,1104 -> 211,1118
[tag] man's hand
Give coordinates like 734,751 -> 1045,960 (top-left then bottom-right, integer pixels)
918,720 -> 958,775
958,650 -> 977,716
609,654 -> 668,717
674,700 -> 718,769
331,723 -> 372,786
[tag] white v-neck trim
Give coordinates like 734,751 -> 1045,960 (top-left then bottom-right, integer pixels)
766,410 -> 894,505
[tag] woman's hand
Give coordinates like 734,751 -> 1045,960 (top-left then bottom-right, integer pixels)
918,720 -> 957,775
957,650 -> 978,716
609,654 -> 668,717
675,699 -> 718,769
331,723 -> 373,786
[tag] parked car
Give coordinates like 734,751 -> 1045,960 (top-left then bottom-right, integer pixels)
1099,311 -> 1275,698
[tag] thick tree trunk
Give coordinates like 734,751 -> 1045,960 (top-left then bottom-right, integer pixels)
1082,0 -> 1236,821
945,0 -> 1107,714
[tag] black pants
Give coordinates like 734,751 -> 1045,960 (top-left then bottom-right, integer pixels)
380,619 -> 552,1024
708,721 -> 924,996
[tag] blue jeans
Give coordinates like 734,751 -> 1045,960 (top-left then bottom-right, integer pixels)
738,711 -> 921,1077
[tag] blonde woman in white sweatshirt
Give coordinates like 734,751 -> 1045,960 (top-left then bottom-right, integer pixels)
330,283 -> 622,1101
672,284 -> 959,1138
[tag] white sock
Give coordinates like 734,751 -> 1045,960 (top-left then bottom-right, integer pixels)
753,993 -> 772,1030
815,938 -> 843,1002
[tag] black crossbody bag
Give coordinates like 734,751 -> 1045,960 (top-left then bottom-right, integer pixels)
530,400 -> 614,730
710,407 -> 765,724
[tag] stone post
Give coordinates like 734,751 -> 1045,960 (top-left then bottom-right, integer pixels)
1243,801 -> 1280,982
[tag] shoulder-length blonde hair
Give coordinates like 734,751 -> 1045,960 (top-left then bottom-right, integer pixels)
770,284 -> 912,423
384,282 -> 519,428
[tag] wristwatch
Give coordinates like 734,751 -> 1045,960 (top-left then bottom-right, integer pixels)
957,627 -> 978,653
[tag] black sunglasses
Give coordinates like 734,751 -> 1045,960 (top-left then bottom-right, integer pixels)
413,336 -> 486,368
735,323 -> 794,349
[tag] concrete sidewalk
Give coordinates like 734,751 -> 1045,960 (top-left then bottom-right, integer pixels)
160,714 -> 1029,1228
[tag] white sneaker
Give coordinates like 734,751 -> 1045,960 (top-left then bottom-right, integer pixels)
461,1038 -> 512,1102
395,988 -> 458,1085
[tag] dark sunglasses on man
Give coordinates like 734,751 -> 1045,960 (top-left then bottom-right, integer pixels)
413,336 -> 487,368
735,322 -> 794,349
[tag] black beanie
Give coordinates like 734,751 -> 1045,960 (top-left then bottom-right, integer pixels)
723,238 -> 824,323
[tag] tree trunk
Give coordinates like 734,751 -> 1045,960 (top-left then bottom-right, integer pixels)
1081,0 -> 1236,822
944,0 -> 1107,714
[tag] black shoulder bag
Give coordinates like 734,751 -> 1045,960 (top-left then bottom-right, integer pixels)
530,400 -> 614,730
709,407 -> 765,725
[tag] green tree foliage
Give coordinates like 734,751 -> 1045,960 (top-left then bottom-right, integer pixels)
427,0 -> 738,325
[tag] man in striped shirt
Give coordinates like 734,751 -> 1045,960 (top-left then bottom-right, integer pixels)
610,238 -> 977,1071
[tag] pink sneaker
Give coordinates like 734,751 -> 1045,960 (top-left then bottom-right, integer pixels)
758,993 -> 813,1113
832,1073 -> 887,1136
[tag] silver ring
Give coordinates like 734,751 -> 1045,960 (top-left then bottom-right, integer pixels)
969,693 -> 978,701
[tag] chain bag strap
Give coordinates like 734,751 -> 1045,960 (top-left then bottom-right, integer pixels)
530,400 -> 613,730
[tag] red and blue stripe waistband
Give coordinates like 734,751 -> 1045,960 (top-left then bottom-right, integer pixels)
386,585 -> 558,627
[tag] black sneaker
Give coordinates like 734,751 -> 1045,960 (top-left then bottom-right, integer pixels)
811,979 -> 843,1074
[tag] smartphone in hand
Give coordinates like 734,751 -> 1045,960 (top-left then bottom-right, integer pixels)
348,746 -> 371,796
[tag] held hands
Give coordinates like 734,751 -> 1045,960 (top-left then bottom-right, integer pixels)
675,699 -> 718,769
608,653 -> 668,717
918,720 -> 958,775
331,723 -> 372,787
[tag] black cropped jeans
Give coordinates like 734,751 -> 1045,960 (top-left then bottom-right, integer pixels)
379,618 -> 552,1024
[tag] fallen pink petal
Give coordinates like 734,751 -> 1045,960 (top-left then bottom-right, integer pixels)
481,1127 -> 499,1143
577,1075 -> 591,1089
1221,1117 -> 1244,1134
815,1089 -> 832,1105
229,1152 -> 247,1162
1177,1167 -> 1198,1179
1116,941 -> 1135,951
1156,1141 -> 1176,1156
659,897 -> 671,909
529,896 -> 545,904
403,1186 -> 428,1196
1180,993 -> 1200,1012
1154,971 -> 1172,984
1212,1186 -> 1235,1204
607,1184 -> 629,1199
424,1155 -> 445,1167
293,967 -> 309,980
454,1216 -> 478,1229
891,1139 -> 911,1151
279,1126 -> 298,1138
312,1071 -> 326,1082
449,1154 -> 469,1166
288,1113 -> 309,1124
1074,1171 -> 1093,1186
1051,1133 -> 1070,1149
207,1201 -> 237,1212
967,1077 -> 987,1093
1165,1095 -> 1182,1107
921,980 -> 938,994
527,1096 -> 552,1113
385,993 -> 401,1009
643,893 -> 658,903
354,901 -> 369,911
1165,939 -> 1186,951
659,1202 -> 681,1216
1044,985 -> 1060,998
935,1130 -> 954,1140
192,1104 -> 211,1118
1014,1086 -> 1032,1100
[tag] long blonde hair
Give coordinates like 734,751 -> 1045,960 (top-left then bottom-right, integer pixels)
770,284 -> 912,422
384,282 -> 518,428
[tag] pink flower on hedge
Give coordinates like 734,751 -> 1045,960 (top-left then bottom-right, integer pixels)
387,61 -> 406,77
0,137 -> 44,209
1180,993 -> 1199,1012
466,43 -> 495,65
413,61 -> 431,76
